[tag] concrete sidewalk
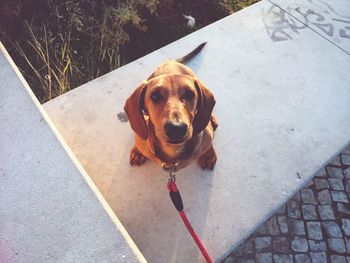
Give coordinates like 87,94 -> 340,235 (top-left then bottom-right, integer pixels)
43,0 -> 350,262
0,44 -> 145,263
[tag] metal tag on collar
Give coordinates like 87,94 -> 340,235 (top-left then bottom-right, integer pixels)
168,169 -> 176,182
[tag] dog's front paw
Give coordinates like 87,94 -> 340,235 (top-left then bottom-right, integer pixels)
198,146 -> 217,170
130,146 -> 147,166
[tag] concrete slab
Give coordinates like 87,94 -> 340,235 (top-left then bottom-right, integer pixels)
44,0 -> 350,262
268,0 -> 350,53
0,44 -> 145,263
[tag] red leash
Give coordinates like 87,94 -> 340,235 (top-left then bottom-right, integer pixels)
166,170 -> 212,263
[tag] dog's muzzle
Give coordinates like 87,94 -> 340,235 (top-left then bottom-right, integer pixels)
164,122 -> 188,143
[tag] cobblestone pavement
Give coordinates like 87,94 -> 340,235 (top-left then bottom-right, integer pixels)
222,144 -> 350,263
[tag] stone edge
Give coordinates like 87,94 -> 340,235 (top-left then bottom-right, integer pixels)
0,41 -> 147,263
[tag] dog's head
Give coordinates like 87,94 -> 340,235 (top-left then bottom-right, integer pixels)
124,74 -> 215,144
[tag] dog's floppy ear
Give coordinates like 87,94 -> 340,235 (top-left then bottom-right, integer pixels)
193,79 -> 216,134
124,81 -> 148,140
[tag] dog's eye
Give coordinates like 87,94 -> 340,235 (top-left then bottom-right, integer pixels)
183,90 -> 195,101
151,91 -> 162,103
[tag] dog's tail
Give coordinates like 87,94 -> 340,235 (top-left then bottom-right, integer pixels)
175,42 -> 207,64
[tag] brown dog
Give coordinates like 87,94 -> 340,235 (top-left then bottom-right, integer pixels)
124,42 -> 217,171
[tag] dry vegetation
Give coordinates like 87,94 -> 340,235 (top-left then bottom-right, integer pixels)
0,0 -> 259,103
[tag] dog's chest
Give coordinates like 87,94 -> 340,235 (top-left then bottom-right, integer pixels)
155,139 -> 195,162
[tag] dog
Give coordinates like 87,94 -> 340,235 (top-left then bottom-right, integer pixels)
124,42 -> 218,171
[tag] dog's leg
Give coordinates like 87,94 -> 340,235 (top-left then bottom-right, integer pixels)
130,146 -> 148,166
198,145 -> 217,170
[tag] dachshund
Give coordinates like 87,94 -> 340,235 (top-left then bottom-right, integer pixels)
124,42 -> 217,171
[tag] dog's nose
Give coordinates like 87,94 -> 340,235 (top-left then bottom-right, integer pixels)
164,122 -> 188,141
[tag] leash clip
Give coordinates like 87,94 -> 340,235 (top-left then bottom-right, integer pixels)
168,169 -> 176,182
162,162 -> 178,182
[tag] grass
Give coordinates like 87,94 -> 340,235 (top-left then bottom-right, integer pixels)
0,0 -> 259,103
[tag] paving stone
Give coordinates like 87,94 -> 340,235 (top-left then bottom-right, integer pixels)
257,216 -> 280,235
244,238 -> 255,254
308,240 -> 327,252
302,205 -> 318,220
341,219 -> 350,236
273,254 -> 293,263
292,192 -> 301,202
277,216 -> 288,234
257,225 -> 266,235
327,167 -> 343,178
337,203 -> 350,215
255,236 -> 271,251
345,180 -> 350,192
314,168 -> 327,178
291,236 -> 308,252
314,179 -> 329,190
328,238 -> 346,253
329,155 -> 342,166
322,221 -> 342,238
295,254 -> 311,263
330,255 -> 347,263
225,256 -> 246,263
318,189 -> 332,204
223,145 -> 350,263
255,252 -> 272,263
303,180 -> 314,188
306,180 -> 314,188
318,205 -> 335,220
345,238 -> 350,253
331,191 -> 348,203
343,145 -> 350,155
341,154 -> 350,165
306,222 -> 323,240
272,237 -> 290,253
310,252 -> 327,263
287,200 -> 301,219
277,204 -> 286,215
328,178 -> 344,190
233,242 -> 246,257
344,144 -> 350,153
237,258 -> 255,263
301,189 -> 317,204
266,217 -> 280,235
223,256 -> 235,263
344,168 -> 350,179
289,219 -> 305,236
